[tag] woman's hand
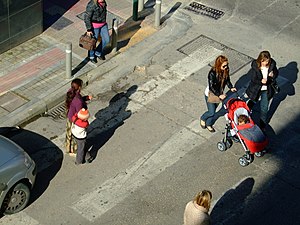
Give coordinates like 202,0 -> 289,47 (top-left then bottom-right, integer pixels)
268,71 -> 274,77
261,78 -> 267,84
230,87 -> 237,92
86,31 -> 93,36
219,94 -> 226,100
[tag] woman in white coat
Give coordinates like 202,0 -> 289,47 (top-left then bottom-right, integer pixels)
184,190 -> 212,225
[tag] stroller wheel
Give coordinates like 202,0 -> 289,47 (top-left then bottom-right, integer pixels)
244,153 -> 254,163
254,150 -> 266,157
224,138 -> 233,149
217,142 -> 227,152
239,157 -> 249,167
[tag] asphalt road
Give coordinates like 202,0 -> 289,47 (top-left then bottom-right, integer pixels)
1,0 -> 300,224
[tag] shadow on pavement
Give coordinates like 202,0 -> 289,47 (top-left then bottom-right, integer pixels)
211,177 -> 255,224
43,0 -> 79,30
116,7 -> 155,51
85,85 -> 138,161
268,61 -> 298,123
235,113 -> 300,225
0,127 -> 63,206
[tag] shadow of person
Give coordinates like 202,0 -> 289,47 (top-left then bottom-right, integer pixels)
85,85 -> 138,161
210,177 -> 255,225
0,127 -> 63,206
267,61 -> 298,123
112,5 -> 155,52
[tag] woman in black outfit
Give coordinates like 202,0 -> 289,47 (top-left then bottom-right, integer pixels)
200,55 -> 236,132
245,50 -> 279,129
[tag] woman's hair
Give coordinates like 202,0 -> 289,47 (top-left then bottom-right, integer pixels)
193,190 -> 212,211
213,55 -> 229,86
256,51 -> 271,68
65,78 -> 83,109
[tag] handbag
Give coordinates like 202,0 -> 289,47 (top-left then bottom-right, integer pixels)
208,91 -> 221,103
271,82 -> 280,94
79,33 -> 97,50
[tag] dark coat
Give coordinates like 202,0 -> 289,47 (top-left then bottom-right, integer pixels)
208,69 -> 233,96
84,0 -> 107,31
245,59 -> 278,101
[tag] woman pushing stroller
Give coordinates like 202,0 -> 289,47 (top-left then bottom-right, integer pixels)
200,55 -> 237,132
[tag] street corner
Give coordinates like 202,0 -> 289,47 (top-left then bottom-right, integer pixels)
117,20 -> 157,52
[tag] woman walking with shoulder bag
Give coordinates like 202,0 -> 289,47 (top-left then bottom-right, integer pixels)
245,50 -> 279,129
200,55 -> 237,132
84,0 -> 109,63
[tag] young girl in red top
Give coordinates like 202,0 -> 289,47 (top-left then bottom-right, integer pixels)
71,108 -> 90,165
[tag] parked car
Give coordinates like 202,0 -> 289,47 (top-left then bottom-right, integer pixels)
0,135 -> 36,214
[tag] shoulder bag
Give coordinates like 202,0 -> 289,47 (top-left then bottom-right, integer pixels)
208,91 -> 221,103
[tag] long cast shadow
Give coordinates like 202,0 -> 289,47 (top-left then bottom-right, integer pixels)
0,127 -> 63,208
211,177 -> 255,225
85,85 -> 138,161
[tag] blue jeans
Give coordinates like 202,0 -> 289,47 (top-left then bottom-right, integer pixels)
89,24 -> 110,59
200,95 -> 219,126
259,91 -> 269,124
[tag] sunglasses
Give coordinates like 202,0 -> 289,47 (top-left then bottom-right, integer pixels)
222,64 -> 228,69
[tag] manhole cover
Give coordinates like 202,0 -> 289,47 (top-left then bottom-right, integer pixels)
184,2 -> 224,20
0,92 -> 28,112
177,35 -> 253,75
76,11 -> 124,29
51,16 -> 74,31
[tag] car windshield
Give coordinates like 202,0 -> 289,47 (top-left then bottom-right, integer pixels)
0,135 -> 23,166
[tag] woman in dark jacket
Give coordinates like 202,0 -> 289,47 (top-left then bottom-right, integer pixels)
84,0 -> 109,63
245,51 -> 278,129
200,55 -> 236,132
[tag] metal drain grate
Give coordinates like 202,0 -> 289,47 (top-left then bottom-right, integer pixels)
184,2 -> 224,20
177,35 -> 253,75
46,102 -> 67,120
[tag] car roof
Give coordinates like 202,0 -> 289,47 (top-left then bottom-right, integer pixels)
0,135 -> 24,166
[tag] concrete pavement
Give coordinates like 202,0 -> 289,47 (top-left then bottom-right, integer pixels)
0,0 -> 300,224
0,0 -> 160,127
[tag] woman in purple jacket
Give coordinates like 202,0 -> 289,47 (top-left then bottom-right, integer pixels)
65,78 -> 91,156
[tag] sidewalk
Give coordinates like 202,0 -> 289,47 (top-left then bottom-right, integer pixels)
0,0 -> 159,127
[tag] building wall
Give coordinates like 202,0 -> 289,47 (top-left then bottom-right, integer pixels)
0,0 -> 43,54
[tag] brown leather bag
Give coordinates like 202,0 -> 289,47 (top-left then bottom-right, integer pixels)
79,33 -> 97,50
207,91 -> 221,103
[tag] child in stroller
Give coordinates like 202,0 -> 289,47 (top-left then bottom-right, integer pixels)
217,98 -> 269,166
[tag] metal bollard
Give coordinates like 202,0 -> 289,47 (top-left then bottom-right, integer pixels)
66,42 -> 72,79
138,0 -> 144,12
154,0 -> 162,28
111,18 -> 118,54
133,0 -> 138,21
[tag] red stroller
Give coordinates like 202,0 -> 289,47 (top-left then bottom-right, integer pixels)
217,98 -> 269,166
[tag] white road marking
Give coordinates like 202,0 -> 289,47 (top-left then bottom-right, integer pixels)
127,46 -> 222,112
71,46 -> 222,221
71,120 -> 207,221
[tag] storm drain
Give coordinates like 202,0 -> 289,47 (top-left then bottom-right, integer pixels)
184,2 -> 224,20
46,102 -> 67,120
177,35 -> 253,75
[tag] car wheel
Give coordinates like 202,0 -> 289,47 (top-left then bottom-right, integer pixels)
2,183 -> 30,214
